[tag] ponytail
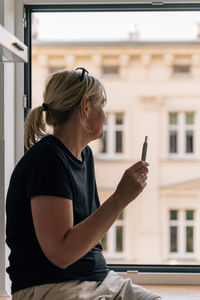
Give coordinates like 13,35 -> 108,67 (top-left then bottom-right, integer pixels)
24,106 -> 46,149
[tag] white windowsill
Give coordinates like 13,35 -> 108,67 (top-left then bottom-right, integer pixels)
120,271 -> 200,285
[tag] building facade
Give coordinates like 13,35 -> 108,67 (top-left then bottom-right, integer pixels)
32,39 -> 200,265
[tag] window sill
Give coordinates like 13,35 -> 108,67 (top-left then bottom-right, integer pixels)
119,271 -> 200,285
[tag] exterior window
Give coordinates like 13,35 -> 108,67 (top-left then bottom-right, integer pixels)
101,212 -> 124,258
170,210 -> 178,252
100,113 -> 124,158
101,65 -> 119,76
168,112 -> 195,158
172,64 -> 191,75
169,209 -> 195,258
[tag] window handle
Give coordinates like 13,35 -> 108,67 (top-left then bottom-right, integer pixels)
12,42 -> 24,51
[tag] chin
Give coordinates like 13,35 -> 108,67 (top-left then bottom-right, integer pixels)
99,130 -> 104,139
91,131 -> 103,141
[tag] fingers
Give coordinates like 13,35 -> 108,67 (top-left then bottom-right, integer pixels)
137,173 -> 148,184
134,162 -> 149,187
135,161 -> 149,170
136,166 -> 149,176
129,160 -> 149,172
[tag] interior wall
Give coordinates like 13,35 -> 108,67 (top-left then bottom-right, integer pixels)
0,0 -> 24,295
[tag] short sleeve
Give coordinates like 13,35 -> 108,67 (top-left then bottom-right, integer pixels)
25,145 -> 73,200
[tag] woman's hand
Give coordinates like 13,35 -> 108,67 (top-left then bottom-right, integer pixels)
113,161 -> 149,208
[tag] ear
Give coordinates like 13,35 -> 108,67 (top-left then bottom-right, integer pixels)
81,96 -> 89,120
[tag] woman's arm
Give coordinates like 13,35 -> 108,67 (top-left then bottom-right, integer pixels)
31,161 -> 148,269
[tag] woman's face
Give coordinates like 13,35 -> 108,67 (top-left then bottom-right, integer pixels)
87,96 -> 106,141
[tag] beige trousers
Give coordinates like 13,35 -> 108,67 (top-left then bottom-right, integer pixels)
12,270 -> 163,300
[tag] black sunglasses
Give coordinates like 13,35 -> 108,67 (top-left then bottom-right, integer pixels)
75,67 -> 89,82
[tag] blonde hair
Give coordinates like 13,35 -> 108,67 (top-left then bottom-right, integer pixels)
24,69 -> 107,149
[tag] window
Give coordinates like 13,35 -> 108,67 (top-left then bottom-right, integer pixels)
101,65 -> 119,76
101,212 -> 124,259
168,112 -> 195,158
169,209 -> 195,259
99,113 -> 124,159
172,64 -> 191,76
26,5 -> 200,289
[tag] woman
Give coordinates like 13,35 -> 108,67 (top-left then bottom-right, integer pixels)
6,68 -> 162,299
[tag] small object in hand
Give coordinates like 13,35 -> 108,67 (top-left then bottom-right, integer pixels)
141,136 -> 148,161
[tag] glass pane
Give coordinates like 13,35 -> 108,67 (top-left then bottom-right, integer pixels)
32,10 -> 200,266
169,113 -> 177,125
116,226 -> 123,252
116,113 -> 123,125
173,65 -> 191,74
101,234 -> 107,251
170,210 -> 178,220
101,131 -> 107,153
186,113 -> 194,125
170,226 -> 177,252
102,66 -> 119,75
186,226 -> 193,252
186,210 -> 194,220
115,131 -> 123,153
169,131 -> 177,153
186,130 -> 193,153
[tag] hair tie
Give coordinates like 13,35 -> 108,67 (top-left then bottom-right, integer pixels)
42,103 -> 48,111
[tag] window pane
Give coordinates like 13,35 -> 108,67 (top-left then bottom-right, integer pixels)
186,226 -> 193,252
170,226 -> 177,252
186,210 -> 194,220
185,113 -> 194,124
101,234 -> 107,251
170,210 -> 178,220
32,11 -> 200,265
169,131 -> 177,153
116,113 -> 123,125
186,130 -> 193,153
116,226 -> 123,252
115,131 -> 123,153
102,65 -> 119,75
169,113 -> 177,125
173,65 -> 190,74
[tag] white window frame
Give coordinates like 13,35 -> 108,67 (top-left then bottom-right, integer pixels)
168,112 -> 196,159
97,112 -> 126,160
168,209 -> 196,260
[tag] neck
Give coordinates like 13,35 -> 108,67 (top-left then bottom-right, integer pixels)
52,113 -> 89,161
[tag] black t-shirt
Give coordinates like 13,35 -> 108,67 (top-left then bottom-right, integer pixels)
6,135 -> 108,294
